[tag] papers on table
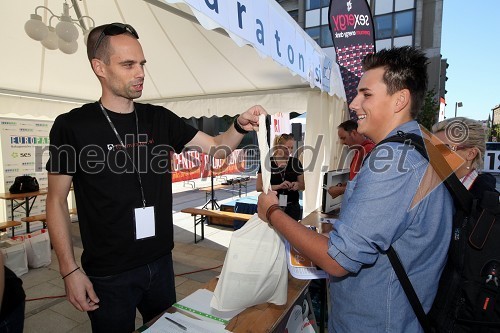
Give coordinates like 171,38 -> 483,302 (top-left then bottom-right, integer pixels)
173,289 -> 243,325
144,312 -> 231,333
285,225 -> 328,280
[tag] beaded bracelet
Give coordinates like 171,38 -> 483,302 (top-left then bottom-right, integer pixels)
62,266 -> 80,280
233,116 -> 249,134
266,204 -> 282,226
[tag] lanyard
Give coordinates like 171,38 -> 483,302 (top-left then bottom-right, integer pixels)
99,102 -> 147,208
273,157 -> 288,183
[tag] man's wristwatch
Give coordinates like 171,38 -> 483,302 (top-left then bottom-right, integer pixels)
233,116 -> 249,134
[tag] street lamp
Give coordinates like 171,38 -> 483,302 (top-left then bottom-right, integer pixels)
454,101 -> 463,118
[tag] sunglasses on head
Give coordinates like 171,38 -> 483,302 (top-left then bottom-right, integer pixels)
435,143 -> 469,153
92,23 -> 139,59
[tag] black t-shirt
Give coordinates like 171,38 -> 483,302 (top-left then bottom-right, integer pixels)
0,266 -> 25,319
258,157 -> 303,204
46,102 -> 198,276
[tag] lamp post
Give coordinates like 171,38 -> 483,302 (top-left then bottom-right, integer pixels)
454,101 -> 463,118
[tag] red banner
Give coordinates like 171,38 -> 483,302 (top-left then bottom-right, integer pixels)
171,149 -> 246,182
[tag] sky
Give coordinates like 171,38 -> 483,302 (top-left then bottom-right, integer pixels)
441,0 -> 500,121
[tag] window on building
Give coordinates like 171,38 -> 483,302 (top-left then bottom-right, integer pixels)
375,14 -> 393,39
374,8 -> 415,45
395,0 -> 415,12
321,26 -> 333,47
375,0 -> 393,15
376,39 -> 392,51
306,0 -> 330,10
305,9 -> 321,27
305,27 -> 321,45
288,9 -> 299,23
394,10 -> 414,37
393,35 -> 413,47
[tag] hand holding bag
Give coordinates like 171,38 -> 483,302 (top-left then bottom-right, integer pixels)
211,115 -> 288,311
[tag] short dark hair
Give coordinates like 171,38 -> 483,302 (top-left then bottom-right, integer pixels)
338,119 -> 358,132
362,46 -> 428,119
86,23 -> 139,64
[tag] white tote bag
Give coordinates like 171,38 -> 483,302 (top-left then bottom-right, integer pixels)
1,241 -> 28,277
211,115 -> 288,311
24,229 -> 52,268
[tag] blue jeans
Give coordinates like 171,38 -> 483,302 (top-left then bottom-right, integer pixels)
87,253 -> 176,333
0,301 -> 25,333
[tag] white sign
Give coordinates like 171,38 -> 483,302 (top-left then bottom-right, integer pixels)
484,150 -> 500,173
179,0 -> 333,94
0,118 -> 52,234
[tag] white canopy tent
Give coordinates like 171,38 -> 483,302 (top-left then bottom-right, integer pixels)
0,0 -> 348,214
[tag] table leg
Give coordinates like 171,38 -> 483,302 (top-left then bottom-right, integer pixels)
25,197 -> 30,234
193,215 -> 205,244
10,199 -> 14,221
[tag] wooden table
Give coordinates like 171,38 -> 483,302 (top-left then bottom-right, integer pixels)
300,208 -> 337,235
136,274 -> 311,333
137,208 -> 337,333
180,208 -> 253,243
0,221 -> 22,237
0,188 -> 48,234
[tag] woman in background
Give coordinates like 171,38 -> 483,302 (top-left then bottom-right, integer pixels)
432,117 -> 496,199
257,133 -> 305,220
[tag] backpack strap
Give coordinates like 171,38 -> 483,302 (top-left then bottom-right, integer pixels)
376,130 -> 474,333
387,246 -> 433,333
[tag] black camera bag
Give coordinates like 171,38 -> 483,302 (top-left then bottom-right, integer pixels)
9,176 -> 40,194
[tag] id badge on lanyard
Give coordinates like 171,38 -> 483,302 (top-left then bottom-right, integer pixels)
99,102 -> 156,241
279,194 -> 288,207
134,206 -> 156,240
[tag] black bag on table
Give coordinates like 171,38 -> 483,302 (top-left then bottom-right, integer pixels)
9,176 -> 39,194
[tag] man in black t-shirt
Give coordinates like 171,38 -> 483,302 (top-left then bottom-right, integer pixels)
45,23 -> 265,333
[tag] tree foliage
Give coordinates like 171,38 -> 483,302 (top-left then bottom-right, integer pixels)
417,90 -> 439,131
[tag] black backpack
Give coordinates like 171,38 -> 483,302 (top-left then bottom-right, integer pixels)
376,131 -> 500,333
9,175 -> 39,194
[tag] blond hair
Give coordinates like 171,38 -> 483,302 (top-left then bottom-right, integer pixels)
272,133 -> 294,157
431,117 -> 486,170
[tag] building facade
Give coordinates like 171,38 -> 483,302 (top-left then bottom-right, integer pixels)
277,0 -> 447,104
